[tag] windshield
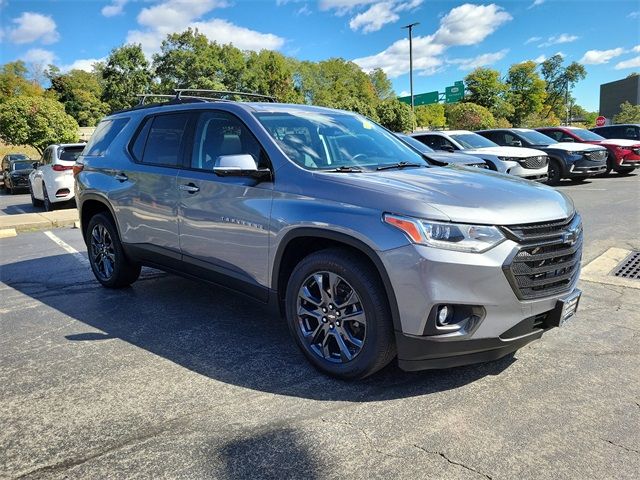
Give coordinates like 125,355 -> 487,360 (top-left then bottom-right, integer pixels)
572,128 -> 605,141
396,134 -> 435,153
59,146 -> 84,162
11,162 -> 32,171
254,111 -> 428,171
517,130 -> 555,146
9,154 -> 29,161
450,133 -> 498,149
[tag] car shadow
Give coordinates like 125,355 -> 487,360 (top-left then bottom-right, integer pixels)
2,253 -> 516,402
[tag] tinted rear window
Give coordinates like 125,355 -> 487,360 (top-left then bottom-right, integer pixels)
59,146 -> 85,162
138,113 -> 190,167
84,118 -> 130,156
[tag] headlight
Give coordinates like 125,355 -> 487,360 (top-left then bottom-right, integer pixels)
383,214 -> 505,253
497,156 -> 520,162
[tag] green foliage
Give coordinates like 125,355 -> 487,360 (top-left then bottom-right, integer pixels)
570,104 -> 598,127
375,99 -> 414,132
47,68 -> 109,126
0,95 -> 78,155
520,110 -> 561,128
540,54 -> 587,119
415,104 -> 445,128
102,44 -> 152,112
445,102 -> 496,130
0,61 -> 44,99
463,67 -> 514,120
243,50 -> 301,102
505,61 -> 547,126
613,101 -> 640,124
494,117 -> 512,128
369,68 -> 394,100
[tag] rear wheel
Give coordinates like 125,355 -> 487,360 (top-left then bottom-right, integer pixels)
6,182 -> 13,194
42,184 -> 55,211
545,159 -> 562,186
29,183 -> 43,207
285,248 -> 396,379
87,213 -> 141,288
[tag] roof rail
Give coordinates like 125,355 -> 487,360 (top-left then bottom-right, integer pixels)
136,94 -> 175,106
174,89 -> 277,103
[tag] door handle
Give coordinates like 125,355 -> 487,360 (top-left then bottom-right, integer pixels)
114,173 -> 128,182
179,183 -> 200,194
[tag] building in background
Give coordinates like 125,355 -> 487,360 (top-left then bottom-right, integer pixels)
599,75 -> 640,122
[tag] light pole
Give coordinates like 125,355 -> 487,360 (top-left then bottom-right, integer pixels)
402,22 -> 419,114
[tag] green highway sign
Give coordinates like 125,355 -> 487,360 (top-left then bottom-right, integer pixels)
445,84 -> 464,103
398,91 -> 439,106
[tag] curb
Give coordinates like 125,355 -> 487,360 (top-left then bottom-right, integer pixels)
0,211 -> 80,234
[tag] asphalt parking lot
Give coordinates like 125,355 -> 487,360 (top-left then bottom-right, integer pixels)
1,174 -> 639,479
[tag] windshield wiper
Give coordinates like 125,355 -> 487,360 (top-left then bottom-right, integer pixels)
376,162 -> 424,171
325,166 -> 363,173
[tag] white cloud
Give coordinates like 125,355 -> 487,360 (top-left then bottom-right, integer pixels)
628,11 -> 639,19
353,3 -> 512,78
525,36 -> 542,45
102,0 -> 128,17
23,48 -> 56,66
319,0 -> 377,15
538,33 -> 578,47
633,45 -> 640,53
528,0 -> 545,9
297,4 -> 312,16
8,12 -> 59,44
399,90 -> 409,97
533,54 -> 546,63
615,56 -> 640,70
349,2 -> 399,33
448,49 -> 508,70
580,48 -> 625,65
433,3 -> 512,46
60,58 -> 105,72
126,0 -> 284,56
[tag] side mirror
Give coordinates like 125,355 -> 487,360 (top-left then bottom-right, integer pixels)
213,154 -> 271,180
563,137 -> 575,143
32,162 -> 39,169
440,145 -> 455,153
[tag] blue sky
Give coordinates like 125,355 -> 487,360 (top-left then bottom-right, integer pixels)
1,0 -> 639,111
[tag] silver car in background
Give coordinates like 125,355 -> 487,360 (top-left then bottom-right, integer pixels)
75,95 -> 582,379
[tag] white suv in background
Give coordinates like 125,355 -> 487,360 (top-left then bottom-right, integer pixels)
29,143 -> 85,211
411,130 -> 549,181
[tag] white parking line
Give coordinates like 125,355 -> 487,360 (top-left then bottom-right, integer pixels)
43,230 -> 90,267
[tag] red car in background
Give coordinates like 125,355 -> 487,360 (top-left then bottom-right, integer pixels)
537,126 -> 640,175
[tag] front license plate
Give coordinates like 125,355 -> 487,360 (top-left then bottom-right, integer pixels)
550,289 -> 581,327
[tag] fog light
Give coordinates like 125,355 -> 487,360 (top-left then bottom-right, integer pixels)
437,305 -> 452,326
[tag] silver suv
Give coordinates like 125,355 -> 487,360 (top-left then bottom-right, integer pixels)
75,93 -> 583,379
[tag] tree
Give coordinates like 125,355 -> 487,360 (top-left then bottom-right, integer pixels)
153,29 -> 228,93
540,54 -> 587,119
102,44 -> 152,112
375,99 -> 414,132
369,68 -> 394,100
243,50 -> 301,102
47,68 -> 109,126
295,58 -> 379,118
570,104 -> 598,127
505,61 -> 547,126
415,104 -> 445,128
614,101 -> 640,124
464,67 -> 513,120
0,61 -> 44,99
0,96 -> 78,155
445,102 -> 496,130
520,110 -> 561,128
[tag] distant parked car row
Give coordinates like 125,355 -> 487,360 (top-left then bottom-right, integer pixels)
1,143 -> 84,210
403,124 -> 639,186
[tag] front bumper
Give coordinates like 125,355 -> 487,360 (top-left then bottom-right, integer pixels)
508,163 -> 549,182
48,174 -> 75,203
380,238 -> 581,371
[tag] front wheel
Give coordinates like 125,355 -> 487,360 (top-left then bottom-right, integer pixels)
616,167 -> 635,176
87,213 -> 141,288
285,249 -> 396,380
545,159 -> 562,186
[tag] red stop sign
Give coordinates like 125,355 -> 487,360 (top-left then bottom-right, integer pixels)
596,116 -> 606,127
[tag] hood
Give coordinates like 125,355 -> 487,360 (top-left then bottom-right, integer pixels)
10,168 -> 33,176
426,152 -> 484,166
321,166 -> 574,225
547,142 -> 607,152
463,146 -> 547,157
597,138 -> 640,147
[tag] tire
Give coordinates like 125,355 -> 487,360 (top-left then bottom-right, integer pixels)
570,177 -> 586,183
87,213 -> 141,288
545,159 -> 562,186
602,154 -> 614,175
6,183 -> 13,194
616,167 -> 634,176
29,183 -> 43,207
42,184 -> 55,211
285,248 -> 396,380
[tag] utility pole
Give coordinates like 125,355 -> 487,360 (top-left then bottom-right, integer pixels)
565,78 -> 570,125
402,22 -> 419,114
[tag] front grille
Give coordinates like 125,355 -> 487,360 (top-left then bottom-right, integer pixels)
502,214 -> 582,300
584,150 -> 607,162
470,163 -> 489,169
519,156 -> 548,169
633,148 -> 640,155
